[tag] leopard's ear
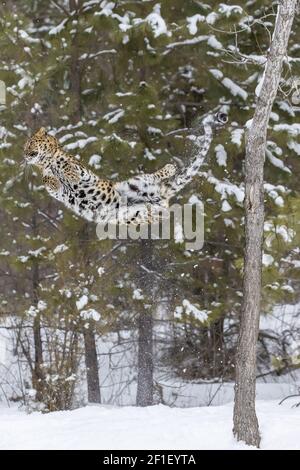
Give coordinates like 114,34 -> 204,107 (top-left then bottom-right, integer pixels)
35,127 -> 47,137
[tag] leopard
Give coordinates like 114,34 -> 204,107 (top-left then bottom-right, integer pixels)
23,112 -> 227,226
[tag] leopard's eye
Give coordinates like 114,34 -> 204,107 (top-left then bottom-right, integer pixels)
29,151 -> 38,158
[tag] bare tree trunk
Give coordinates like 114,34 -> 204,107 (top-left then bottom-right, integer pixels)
136,240 -> 154,406
78,222 -> 102,404
31,213 -> 45,402
83,327 -> 101,403
233,0 -> 297,447
136,307 -> 154,406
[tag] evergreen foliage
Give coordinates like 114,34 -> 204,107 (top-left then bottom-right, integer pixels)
0,0 -> 299,408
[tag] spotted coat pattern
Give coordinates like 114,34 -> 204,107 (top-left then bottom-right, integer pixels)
24,114 -> 226,226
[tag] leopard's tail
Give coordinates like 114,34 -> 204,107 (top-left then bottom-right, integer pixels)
165,112 -> 228,199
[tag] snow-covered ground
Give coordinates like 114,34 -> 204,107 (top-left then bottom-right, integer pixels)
0,400 -> 299,450
1,306 -> 299,450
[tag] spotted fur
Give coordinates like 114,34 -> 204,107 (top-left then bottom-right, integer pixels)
24,113 -> 227,226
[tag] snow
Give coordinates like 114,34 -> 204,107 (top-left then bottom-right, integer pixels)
187,14 -> 205,35
103,108 -> 125,124
116,92 -> 134,97
97,267 -> 105,276
26,306 -> 38,317
260,304 -> 300,337
96,1 -> 115,18
0,250 -> 10,256
28,247 -> 46,258
219,4 -> 243,17
49,19 -> 68,36
64,137 -> 97,150
215,144 -> 227,166
18,255 -> 29,263
209,69 -> 247,100
89,154 -> 102,169
59,133 -> 73,144
231,128 -> 244,147
264,222 -> 295,246
132,289 -> 144,300
80,49 -> 116,60
18,76 -> 33,90
206,12 -> 219,25
176,299 -> 210,323
281,285 -> 295,294
53,244 -> 68,254
224,218 -> 235,228
274,123 -> 300,136
18,30 -> 40,44
147,126 -> 162,135
209,68 -> 223,80
80,309 -> 101,322
259,303 -> 300,364
288,140 -> 300,155
277,101 -> 295,117
292,90 -> 300,105
144,148 -> 156,161
60,289 -> 72,299
146,4 -> 171,38
270,112 -> 279,122
221,200 -> 232,212
262,254 -> 274,267
166,36 -> 208,50
264,183 -> 287,207
76,295 -> 89,311
207,35 -> 222,50
0,401 -> 299,449
274,196 -> 284,207
266,150 -> 291,174
222,78 -> 248,100
206,175 -> 244,204
37,300 -> 47,311
188,195 -> 202,207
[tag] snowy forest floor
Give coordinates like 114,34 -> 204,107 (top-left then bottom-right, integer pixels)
0,400 -> 299,450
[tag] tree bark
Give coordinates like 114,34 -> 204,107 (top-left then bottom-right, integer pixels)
233,0 -> 297,447
83,327 -> 101,403
136,307 -> 154,406
136,240 -> 154,406
78,223 -> 102,404
31,213 -> 45,402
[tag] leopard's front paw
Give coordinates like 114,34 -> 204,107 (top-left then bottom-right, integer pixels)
43,175 -> 61,193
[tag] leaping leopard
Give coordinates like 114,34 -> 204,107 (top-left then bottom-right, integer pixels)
23,112 -> 227,225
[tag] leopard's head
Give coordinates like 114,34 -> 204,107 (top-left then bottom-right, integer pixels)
24,127 -> 59,166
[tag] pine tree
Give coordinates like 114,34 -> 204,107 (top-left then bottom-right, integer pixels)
0,0 -> 299,408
